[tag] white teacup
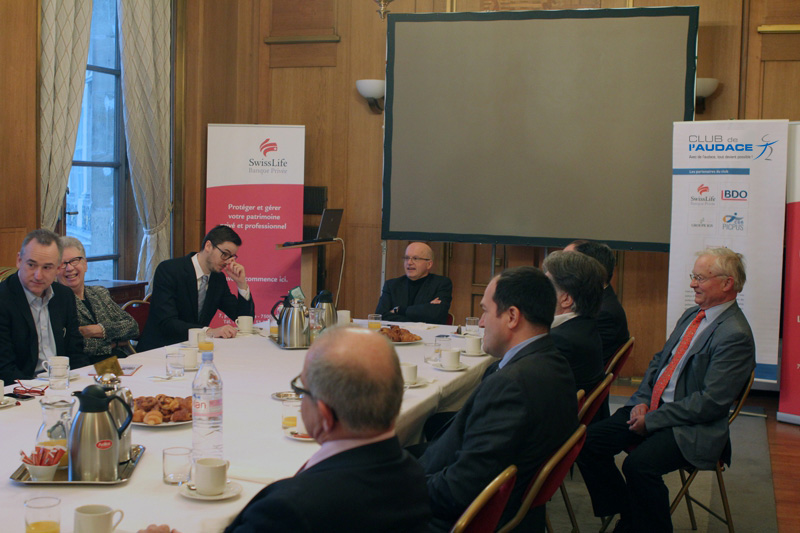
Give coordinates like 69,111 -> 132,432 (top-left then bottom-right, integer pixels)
187,328 -> 205,347
179,346 -> 198,369
441,349 -> 461,370
465,336 -> 482,355
235,315 -> 254,334
400,363 -> 418,384
194,458 -> 230,496
337,310 -> 351,324
74,504 -> 124,533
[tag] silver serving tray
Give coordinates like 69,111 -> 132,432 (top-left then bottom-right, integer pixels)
267,336 -> 308,350
10,444 -> 145,485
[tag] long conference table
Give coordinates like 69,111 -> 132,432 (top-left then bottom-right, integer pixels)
2,321 -> 491,532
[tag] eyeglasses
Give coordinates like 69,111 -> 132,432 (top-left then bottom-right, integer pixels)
61,256 -> 84,269
290,374 -> 337,421
213,244 -> 238,261
14,380 -> 48,396
403,256 -> 431,263
688,273 -> 728,283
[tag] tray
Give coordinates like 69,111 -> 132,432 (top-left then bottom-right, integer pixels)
267,336 -> 309,350
10,444 -> 145,485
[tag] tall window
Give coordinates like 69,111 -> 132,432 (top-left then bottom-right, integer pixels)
68,0 -> 125,280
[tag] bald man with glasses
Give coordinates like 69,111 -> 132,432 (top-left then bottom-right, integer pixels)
375,242 -> 453,325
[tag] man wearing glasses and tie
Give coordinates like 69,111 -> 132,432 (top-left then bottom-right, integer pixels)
138,225 -> 254,351
577,247 -> 755,533
375,242 -> 452,324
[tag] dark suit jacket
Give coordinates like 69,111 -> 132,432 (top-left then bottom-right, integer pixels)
598,285 -> 629,365
375,273 -> 452,324
138,254 -> 255,351
419,335 -> 578,531
629,302 -> 755,469
0,273 -> 88,382
225,437 -> 431,533
550,315 -> 605,395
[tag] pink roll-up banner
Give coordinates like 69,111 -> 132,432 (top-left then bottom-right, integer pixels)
205,124 -> 305,326
779,123 -> 800,424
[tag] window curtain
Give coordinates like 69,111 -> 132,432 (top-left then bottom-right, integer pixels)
117,0 -> 172,284
40,0 -> 93,231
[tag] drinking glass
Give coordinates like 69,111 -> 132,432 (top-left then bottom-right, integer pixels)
465,317 -> 480,336
165,353 -> 185,378
163,447 -> 192,485
282,399 -> 302,429
367,314 -> 382,330
25,496 -> 60,533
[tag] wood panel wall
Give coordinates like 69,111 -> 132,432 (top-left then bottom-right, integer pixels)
175,0 -> 796,378
0,0 -> 39,264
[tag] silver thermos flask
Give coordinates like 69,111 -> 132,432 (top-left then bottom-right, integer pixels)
69,384 -> 133,481
96,373 -> 134,463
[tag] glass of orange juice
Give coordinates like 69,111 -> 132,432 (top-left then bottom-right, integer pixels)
25,496 -> 60,533
281,399 -> 302,429
367,314 -> 382,330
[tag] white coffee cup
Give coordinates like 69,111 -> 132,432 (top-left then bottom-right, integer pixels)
194,458 -> 230,496
337,310 -> 351,324
295,413 -> 307,435
42,356 -> 69,371
187,328 -> 205,347
400,363 -> 418,384
179,346 -> 198,369
235,315 -> 254,334
74,504 -> 124,533
441,349 -> 461,370
465,336 -> 482,355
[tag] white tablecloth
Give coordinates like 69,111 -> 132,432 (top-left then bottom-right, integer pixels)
1,322 -> 491,532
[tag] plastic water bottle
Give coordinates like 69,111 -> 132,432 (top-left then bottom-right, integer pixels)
192,351 -> 223,461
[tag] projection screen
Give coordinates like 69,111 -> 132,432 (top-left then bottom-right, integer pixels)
382,7 -> 698,252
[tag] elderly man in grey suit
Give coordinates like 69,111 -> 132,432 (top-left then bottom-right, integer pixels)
577,247 -> 755,533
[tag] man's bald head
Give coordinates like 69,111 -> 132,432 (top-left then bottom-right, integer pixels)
404,242 -> 434,281
303,327 -> 404,434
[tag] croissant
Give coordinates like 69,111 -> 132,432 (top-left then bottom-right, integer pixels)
132,409 -> 146,423
143,410 -> 164,425
171,408 -> 191,422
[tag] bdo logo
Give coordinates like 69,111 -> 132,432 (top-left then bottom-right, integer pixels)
722,190 -> 747,200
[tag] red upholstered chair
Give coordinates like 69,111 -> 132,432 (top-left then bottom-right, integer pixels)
579,373 -> 615,427
604,337 -> 634,378
447,313 -> 455,326
450,465 -> 518,533
121,300 -> 149,351
497,425 -> 587,533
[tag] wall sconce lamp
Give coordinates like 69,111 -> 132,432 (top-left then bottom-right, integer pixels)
356,79 -> 385,113
373,0 -> 394,20
695,78 -> 719,114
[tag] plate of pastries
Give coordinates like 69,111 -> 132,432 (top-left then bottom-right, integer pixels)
378,325 -> 422,344
131,394 -> 193,427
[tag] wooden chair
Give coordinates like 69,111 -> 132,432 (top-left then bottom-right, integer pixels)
450,465 -> 518,533
143,292 -> 152,303
121,300 -> 150,350
668,370 -> 756,532
604,337 -> 634,378
497,425 -> 587,533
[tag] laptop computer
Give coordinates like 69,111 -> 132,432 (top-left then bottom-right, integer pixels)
282,208 -> 343,247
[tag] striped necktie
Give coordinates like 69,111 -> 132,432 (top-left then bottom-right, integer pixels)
198,275 -> 209,320
649,310 -> 706,411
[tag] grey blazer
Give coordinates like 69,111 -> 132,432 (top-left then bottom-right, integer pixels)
628,302 -> 755,470
76,285 -> 140,363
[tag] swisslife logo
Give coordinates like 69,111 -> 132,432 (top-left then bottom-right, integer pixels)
249,138 -> 288,173
690,184 -> 716,207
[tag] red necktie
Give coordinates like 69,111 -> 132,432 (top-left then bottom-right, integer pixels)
649,310 -> 706,411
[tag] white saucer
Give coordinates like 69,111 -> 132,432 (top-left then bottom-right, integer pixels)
430,362 -> 468,372
35,371 -> 80,381
404,378 -> 429,389
0,397 -> 16,409
460,350 -> 488,357
284,428 -> 315,442
179,481 -> 243,501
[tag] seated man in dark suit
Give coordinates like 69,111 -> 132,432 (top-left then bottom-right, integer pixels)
565,240 -> 629,365
0,229 -> 88,382
542,250 -> 606,397
138,225 -> 255,351
577,248 -> 755,533
419,267 -> 578,532
140,327 -> 431,533
375,242 -> 452,324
